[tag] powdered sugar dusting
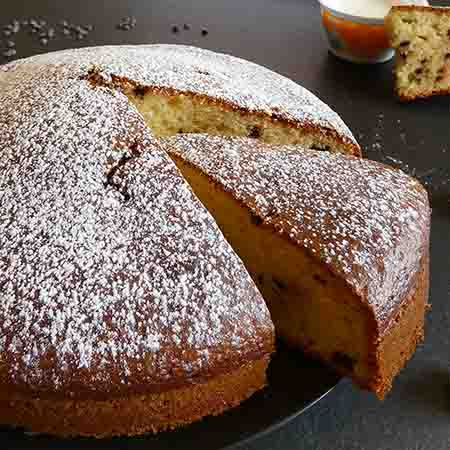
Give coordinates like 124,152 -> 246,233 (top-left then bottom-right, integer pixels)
3,44 -> 358,149
165,134 -> 430,331
0,61 -> 273,394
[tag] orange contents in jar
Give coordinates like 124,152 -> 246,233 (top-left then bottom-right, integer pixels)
321,9 -> 390,58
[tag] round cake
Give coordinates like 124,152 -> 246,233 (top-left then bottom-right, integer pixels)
0,44 -> 360,437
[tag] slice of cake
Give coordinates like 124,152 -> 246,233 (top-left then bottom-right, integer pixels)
386,5 -> 450,100
161,134 -> 431,399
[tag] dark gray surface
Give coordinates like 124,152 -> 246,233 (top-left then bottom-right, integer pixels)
1,0 -> 449,449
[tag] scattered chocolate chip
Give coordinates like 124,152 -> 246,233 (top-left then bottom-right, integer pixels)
201,28 -> 208,36
171,25 -> 180,33
29,19 -> 39,28
183,23 -> 191,30
8,21 -> 20,34
116,16 -> 137,31
2,48 -> 17,58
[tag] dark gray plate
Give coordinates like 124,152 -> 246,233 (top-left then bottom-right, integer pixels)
0,345 -> 340,450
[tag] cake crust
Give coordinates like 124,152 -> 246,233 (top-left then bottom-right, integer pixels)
0,358 -> 269,438
161,134 -> 431,398
0,52 -> 274,400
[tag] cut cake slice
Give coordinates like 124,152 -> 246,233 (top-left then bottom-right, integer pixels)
386,5 -> 450,100
160,134 -> 431,399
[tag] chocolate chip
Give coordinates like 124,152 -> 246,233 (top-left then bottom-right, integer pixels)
11,21 -> 20,33
171,25 -> 180,33
2,48 -> 16,58
313,274 -> 328,285
272,277 -> 286,291
311,144 -> 332,152
248,125 -> 262,138
332,352 -> 356,371
250,211 -> 263,226
183,23 -> 191,30
257,274 -> 264,285
133,86 -> 146,98
201,28 -> 208,36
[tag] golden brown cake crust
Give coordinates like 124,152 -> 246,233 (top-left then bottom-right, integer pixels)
162,134 -> 431,334
0,357 -> 269,438
161,134 -> 430,398
0,50 -> 275,401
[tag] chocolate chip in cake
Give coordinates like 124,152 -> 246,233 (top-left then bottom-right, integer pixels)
183,23 -> 191,30
272,277 -> 287,291
310,144 -> 331,152
134,85 -> 147,98
201,28 -> 208,36
313,273 -> 328,285
332,352 -> 356,371
248,125 -> 262,138
250,211 -> 263,226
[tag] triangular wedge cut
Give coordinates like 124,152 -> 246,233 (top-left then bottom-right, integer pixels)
161,134 -> 431,399
0,61 -> 274,437
387,5 -> 450,101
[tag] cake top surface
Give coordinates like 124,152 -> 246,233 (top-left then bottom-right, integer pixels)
0,60 -> 273,397
164,134 -> 430,332
1,44 -> 358,149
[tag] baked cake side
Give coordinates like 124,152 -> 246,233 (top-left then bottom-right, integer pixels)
386,5 -> 450,100
161,134 -> 431,399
